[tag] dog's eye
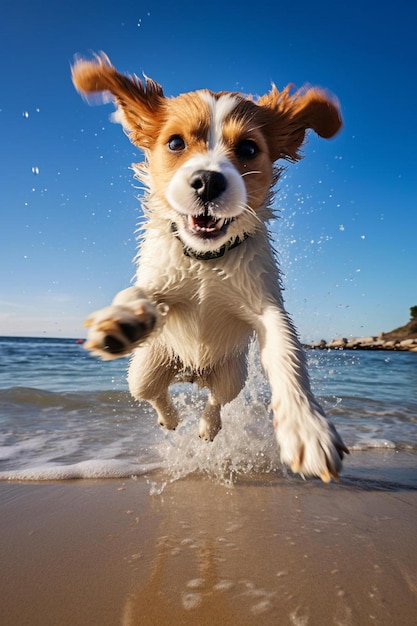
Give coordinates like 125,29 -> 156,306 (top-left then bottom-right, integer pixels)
235,139 -> 259,160
167,135 -> 186,152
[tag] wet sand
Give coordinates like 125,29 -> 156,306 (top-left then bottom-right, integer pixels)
1,451 -> 416,626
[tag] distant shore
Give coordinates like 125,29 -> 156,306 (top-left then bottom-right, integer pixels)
305,336 -> 417,352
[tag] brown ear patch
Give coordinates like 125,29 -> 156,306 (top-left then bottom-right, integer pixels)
72,53 -> 166,149
257,84 -> 342,162
289,89 -> 342,139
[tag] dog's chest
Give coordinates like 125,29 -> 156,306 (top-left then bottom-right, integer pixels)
158,263 -> 253,366
137,232 -> 278,366
167,265 -> 245,326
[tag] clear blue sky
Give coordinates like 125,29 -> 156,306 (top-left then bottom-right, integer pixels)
1,0 -> 416,341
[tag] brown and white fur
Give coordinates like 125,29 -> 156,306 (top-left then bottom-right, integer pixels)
72,54 -> 348,482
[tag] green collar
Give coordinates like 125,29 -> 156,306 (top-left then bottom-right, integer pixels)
171,222 -> 250,261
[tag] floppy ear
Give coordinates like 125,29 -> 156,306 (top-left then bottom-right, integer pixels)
257,85 -> 342,162
71,53 -> 166,149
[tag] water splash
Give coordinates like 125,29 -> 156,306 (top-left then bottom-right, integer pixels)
148,342 -> 282,492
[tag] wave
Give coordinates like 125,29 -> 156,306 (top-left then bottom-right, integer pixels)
2,384 -> 415,424
0,386 -> 132,408
1,383 -> 417,483
325,394 -> 417,420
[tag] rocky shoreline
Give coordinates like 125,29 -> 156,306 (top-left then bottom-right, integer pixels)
307,336 -> 417,352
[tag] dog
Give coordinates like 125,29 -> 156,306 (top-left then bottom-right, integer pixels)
72,54 -> 348,482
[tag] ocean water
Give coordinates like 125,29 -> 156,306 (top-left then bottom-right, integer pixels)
0,336 -> 416,482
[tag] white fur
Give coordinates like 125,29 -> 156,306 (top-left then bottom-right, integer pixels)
198,91 -> 239,150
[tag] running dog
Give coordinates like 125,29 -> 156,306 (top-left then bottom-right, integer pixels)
72,54 -> 348,481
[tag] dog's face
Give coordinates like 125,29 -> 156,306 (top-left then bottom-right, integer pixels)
150,91 -> 275,252
72,55 -> 342,254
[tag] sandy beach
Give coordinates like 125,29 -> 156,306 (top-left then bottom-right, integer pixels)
1,451 -> 416,626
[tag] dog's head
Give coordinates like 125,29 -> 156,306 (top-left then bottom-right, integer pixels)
72,54 -> 341,256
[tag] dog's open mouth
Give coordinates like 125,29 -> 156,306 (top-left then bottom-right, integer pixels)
186,214 -> 232,238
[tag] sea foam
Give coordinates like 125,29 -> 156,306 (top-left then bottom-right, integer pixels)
0,459 -> 161,481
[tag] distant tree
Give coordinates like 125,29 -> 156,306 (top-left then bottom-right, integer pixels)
410,306 -> 417,320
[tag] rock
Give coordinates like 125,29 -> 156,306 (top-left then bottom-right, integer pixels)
371,340 -> 386,348
345,340 -> 359,349
309,339 -> 327,349
327,338 -> 347,349
357,336 -> 377,345
383,340 -> 399,349
399,338 -> 417,348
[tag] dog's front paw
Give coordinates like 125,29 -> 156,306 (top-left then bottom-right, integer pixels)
274,404 -> 349,482
84,300 -> 157,360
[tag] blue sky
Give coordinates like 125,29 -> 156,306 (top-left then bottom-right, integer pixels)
1,0 -> 416,341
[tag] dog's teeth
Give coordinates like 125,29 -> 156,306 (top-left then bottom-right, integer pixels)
187,214 -> 226,232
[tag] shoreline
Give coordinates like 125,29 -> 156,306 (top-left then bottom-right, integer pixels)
1,450 -> 416,626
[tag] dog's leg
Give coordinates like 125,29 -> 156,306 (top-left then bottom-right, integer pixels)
199,398 -> 222,441
199,353 -> 248,441
148,392 -> 180,430
128,343 -> 179,431
84,286 -> 165,360
257,305 -> 348,481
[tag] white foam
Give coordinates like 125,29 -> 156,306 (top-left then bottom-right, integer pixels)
350,438 -> 396,451
0,434 -> 54,461
0,459 -> 161,481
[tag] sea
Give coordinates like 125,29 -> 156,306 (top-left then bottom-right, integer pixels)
0,336 -> 416,485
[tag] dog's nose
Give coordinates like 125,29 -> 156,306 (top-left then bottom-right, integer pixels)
189,170 -> 227,202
